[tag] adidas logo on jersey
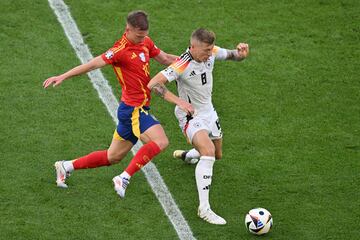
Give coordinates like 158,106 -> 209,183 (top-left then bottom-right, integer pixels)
189,70 -> 196,77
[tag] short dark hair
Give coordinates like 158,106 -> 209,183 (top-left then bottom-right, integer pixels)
191,28 -> 216,45
127,10 -> 149,30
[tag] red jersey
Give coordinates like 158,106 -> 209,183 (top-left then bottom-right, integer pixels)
101,34 -> 161,107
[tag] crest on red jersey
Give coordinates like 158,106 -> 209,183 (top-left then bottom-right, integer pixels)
105,50 -> 114,59
139,52 -> 146,62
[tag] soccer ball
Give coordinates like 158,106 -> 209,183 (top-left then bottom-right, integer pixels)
245,208 -> 273,235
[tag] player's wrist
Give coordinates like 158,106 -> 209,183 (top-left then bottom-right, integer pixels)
226,49 -> 245,61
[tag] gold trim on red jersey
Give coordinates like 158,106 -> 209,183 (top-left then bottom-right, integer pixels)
131,107 -> 141,138
114,66 -> 126,90
113,38 -> 128,54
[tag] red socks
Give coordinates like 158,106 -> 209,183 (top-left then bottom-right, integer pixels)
72,142 -> 161,174
73,150 -> 111,169
125,141 -> 161,176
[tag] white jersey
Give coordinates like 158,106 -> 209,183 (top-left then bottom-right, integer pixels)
161,46 -> 227,116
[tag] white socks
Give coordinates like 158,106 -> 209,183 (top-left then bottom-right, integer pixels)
195,156 -> 215,210
186,148 -> 200,160
120,171 -> 131,180
63,161 -> 74,173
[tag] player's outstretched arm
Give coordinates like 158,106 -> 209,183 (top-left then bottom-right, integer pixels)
43,56 -> 107,88
153,50 -> 178,66
148,72 -> 194,115
226,43 -> 249,61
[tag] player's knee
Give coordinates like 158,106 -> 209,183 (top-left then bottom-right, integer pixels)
107,151 -> 125,164
154,137 -> 169,151
200,145 -> 215,157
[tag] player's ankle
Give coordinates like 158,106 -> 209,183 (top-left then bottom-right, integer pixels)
120,171 -> 131,180
63,160 -> 74,173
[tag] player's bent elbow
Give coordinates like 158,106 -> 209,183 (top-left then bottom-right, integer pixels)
147,82 -> 153,90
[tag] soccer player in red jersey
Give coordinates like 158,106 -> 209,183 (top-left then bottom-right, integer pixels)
43,10 -> 177,198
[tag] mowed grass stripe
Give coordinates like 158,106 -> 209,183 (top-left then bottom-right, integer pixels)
48,0 -> 195,239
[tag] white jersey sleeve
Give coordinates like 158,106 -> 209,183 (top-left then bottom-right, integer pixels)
161,66 -> 179,82
213,45 -> 228,60
160,51 -> 192,82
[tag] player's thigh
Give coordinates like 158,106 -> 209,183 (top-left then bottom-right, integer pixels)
192,129 -> 215,157
107,135 -> 133,164
140,124 -> 168,150
212,138 -> 223,160
116,102 -> 139,144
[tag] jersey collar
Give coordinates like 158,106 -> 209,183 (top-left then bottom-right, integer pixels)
123,33 -> 145,46
186,47 -> 194,60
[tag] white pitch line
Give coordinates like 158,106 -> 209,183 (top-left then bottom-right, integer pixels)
48,1 -> 195,239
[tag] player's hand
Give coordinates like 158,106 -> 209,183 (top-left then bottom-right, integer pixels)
178,99 -> 194,116
236,43 -> 249,59
43,75 -> 65,88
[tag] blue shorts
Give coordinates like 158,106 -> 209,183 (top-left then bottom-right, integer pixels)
114,102 -> 160,144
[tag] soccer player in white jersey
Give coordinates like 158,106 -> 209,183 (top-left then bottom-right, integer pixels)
147,28 -> 249,225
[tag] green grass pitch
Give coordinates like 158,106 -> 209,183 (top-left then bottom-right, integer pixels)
0,0 -> 359,239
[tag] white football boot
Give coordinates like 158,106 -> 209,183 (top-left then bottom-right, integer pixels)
173,150 -> 198,164
198,207 -> 227,225
112,175 -> 130,199
54,161 -> 69,188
